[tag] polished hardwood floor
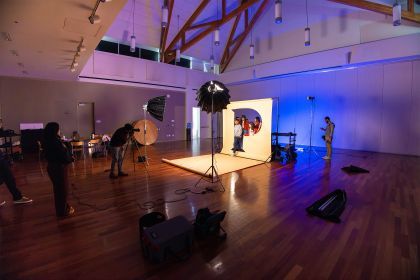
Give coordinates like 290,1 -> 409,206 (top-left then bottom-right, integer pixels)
0,140 -> 419,280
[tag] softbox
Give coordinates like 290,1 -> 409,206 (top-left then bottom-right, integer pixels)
146,96 -> 166,121
196,80 -> 230,113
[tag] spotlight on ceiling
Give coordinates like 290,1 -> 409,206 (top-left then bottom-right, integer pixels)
304,27 -> 310,46
130,35 -> 136,52
392,1 -> 401,26
70,67 -> 76,72
89,14 -> 101,24
88,0 -> 108,24
249,44 -> 255,60
162,4 -> 169,28
214,27 -> 220,46
73,62 -> 79,67
274,0 -> 282,24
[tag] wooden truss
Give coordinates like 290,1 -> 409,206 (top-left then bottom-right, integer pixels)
161,0 -> 420,72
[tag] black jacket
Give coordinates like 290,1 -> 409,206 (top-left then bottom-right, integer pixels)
43,136 -> 72,164
110,127 -> 129,147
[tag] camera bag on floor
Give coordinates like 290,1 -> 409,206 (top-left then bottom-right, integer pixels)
306,189 -> 347,223
142,215 -> 193,263
194,208 -> 227,239
139,212 -> 166,257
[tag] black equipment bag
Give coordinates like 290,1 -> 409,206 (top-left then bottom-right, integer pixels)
306,189 -> 347,223
194,208 -> 227,239
142,215 -> 193,263
139,212 -> 166,257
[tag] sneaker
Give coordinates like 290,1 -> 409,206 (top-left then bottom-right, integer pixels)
13,196 -> 33,204
322,156 -> 331,160
67,206 -> 75,216
0,201 -> 5,207
109,173 -> 118,179
118,172 -> 128,177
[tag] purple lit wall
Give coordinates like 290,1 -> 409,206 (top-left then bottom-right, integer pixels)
227,59 -> 420,156
0,77 -> 186,142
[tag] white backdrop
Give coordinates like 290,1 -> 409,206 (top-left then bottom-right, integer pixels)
221,99 -> 273,161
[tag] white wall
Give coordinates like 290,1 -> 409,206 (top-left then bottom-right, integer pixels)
227,0 -> 420,72
227,59 -> 420,156
79,51 -> 216,138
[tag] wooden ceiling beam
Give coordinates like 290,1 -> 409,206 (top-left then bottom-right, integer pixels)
220,0 -> 269,72
327,0 -> 420,24
159,0 -> 174,62
188,20 -> 218,31
164,0 -> 261,62
221,13 -> 242,66
164,0 -> 211,61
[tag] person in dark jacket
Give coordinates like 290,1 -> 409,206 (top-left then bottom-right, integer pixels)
43,122 -> 74,218
109,123 -> 134,179
0,150 -> 33,207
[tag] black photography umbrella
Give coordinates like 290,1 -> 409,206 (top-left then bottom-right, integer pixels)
145,96 -> 166,122
195,80 -> 230,189
139,96 -> 166,165
196,80 -> 230,113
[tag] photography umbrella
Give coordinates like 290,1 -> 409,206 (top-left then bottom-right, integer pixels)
139,96 -> 166,165
195,81 -> 230,189
196,81 -> 230,113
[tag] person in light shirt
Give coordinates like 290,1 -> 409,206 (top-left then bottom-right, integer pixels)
320,116 -> 335,160
231,118 -> 243,155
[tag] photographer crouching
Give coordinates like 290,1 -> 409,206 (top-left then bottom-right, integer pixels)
109,123 -> 137,179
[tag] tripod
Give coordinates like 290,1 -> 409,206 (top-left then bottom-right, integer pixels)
307,97 -> 319,158
194,91 -> 224,191
122,135 -> 149,174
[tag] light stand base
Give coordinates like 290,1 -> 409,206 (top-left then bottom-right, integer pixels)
194,165 -> 224,192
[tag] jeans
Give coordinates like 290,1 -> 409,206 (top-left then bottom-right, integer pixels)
47,163 -> 70,217
0,159 -> 23,201
326,140 -> 332,158
233,137 -> 242,152
110,146 -> 125,175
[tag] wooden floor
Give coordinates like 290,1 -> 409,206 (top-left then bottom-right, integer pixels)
1,140 -> 419,280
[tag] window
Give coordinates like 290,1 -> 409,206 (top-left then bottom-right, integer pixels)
140,48 -> 159,61
95,40 -> 118,54
119,44 -> 140,58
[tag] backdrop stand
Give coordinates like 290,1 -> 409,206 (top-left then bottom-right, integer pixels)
307,97 -> 320,158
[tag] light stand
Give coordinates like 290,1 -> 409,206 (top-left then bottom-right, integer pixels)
307,96 -> 319,158
141,104 -> 150,166
194,86 -> 224,191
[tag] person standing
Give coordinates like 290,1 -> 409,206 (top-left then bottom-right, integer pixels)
43,122 -> 74,218
109,124 -> 134,179
320,116 -> 335,160
0,150 -> 33,207
232,118 -> 243,155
